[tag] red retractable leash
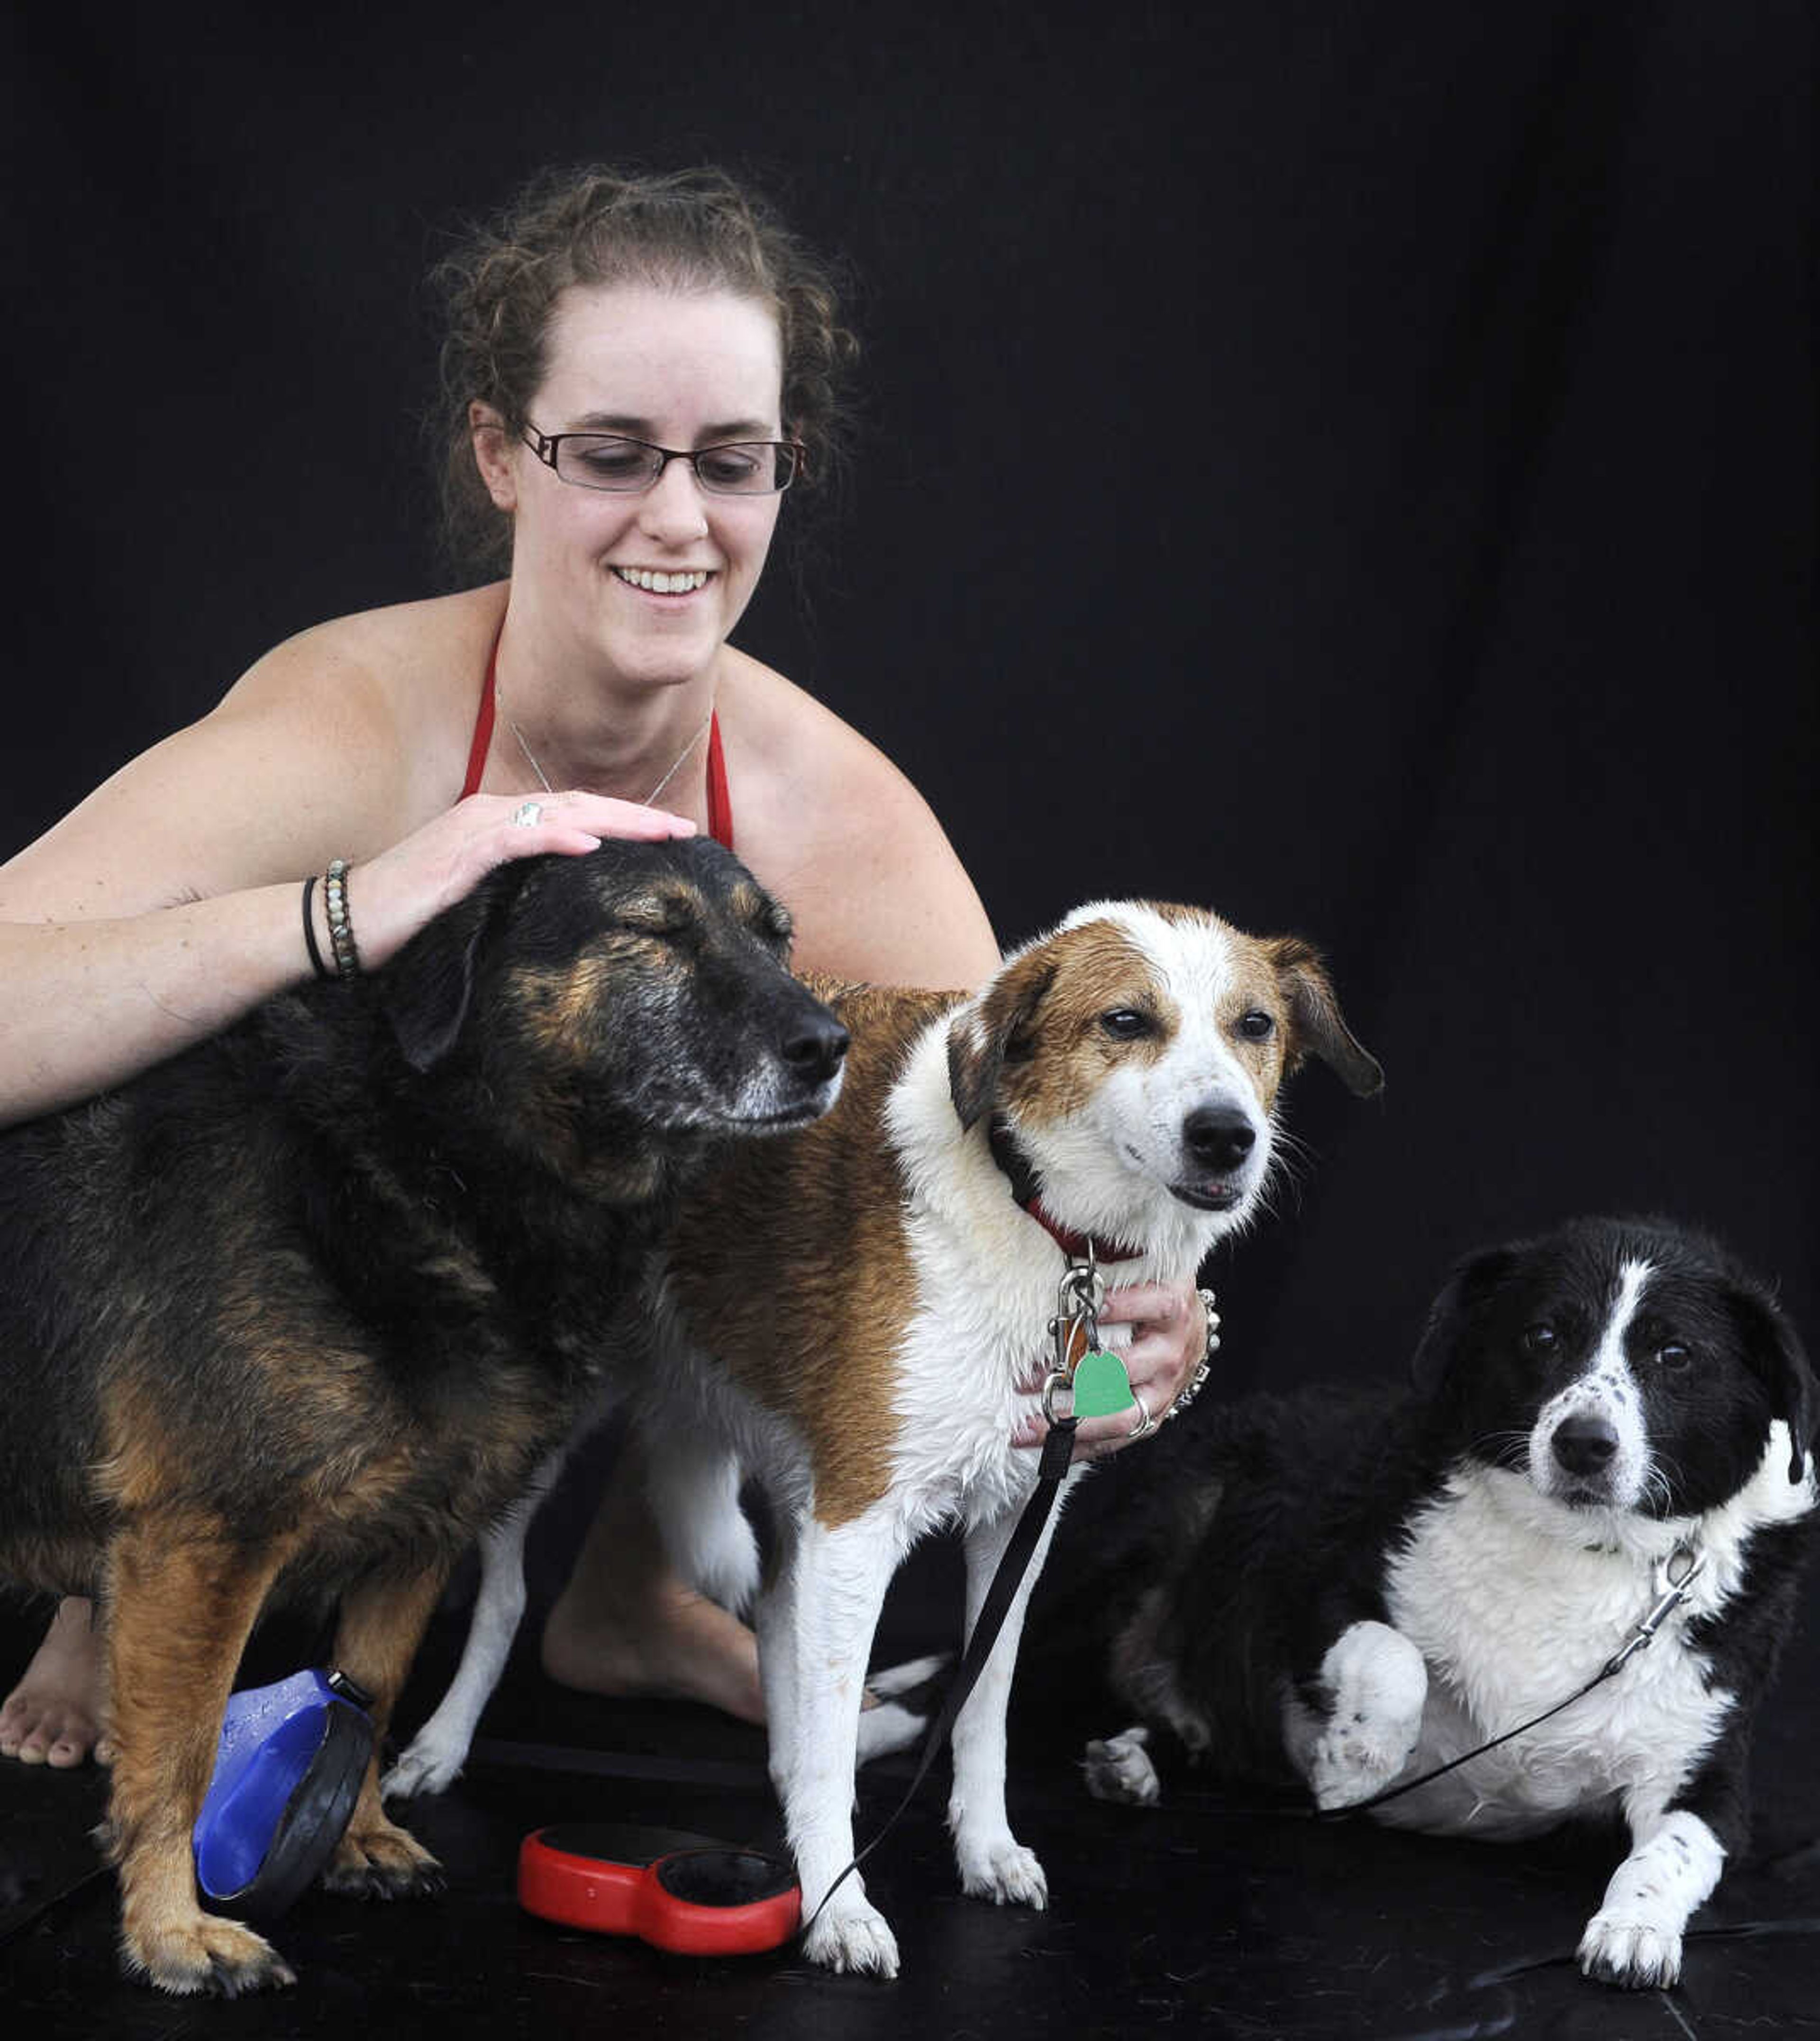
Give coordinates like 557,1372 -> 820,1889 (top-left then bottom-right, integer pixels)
518,1822 -> 801,1956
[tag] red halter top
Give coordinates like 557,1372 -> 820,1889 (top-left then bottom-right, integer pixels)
460,632 -> 734,851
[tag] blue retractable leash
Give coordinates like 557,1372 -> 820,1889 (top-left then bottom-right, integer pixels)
192,1669 -> 375,1914
0,1664 -> 375,1947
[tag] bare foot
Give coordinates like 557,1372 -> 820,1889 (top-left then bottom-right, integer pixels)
0,1597 -> 111,1768
542,1576 -> 766,1724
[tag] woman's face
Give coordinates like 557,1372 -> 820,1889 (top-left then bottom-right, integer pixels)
479,282 -> 787,692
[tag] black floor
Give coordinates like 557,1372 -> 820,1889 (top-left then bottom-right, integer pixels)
7,1541 -> 1820,2041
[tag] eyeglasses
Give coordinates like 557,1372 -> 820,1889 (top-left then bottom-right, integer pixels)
520,426 -> 805,497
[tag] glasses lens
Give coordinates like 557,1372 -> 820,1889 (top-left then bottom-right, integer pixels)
693,443 -> 799,495
554,436 -> 662,491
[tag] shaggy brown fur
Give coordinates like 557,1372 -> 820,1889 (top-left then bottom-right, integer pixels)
0,837 -> 844,1996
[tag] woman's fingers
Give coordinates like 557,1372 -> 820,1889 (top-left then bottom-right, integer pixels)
320,794 -> 698,971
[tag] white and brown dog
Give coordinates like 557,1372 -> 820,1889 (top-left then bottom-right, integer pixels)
389,900 -> 1382,1975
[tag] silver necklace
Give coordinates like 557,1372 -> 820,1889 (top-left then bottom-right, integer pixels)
506,704 -> 713,808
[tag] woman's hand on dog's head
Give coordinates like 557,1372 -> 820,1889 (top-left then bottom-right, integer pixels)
329,792 -> 697,971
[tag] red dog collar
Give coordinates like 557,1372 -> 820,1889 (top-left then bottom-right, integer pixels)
986,1116 -> 1144,1264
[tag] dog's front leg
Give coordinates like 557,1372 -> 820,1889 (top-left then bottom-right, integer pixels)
946,1497 -> 1065,1911
322,1559 -> 454,1897
382,1453 -> 565,1801
104,1523 -> 299,1995
762,1508 -> 902,1977
1579,1792 -> 1730,1990
1287,1619 -> 1430,1811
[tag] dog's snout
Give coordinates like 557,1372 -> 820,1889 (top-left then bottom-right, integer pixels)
1551,1411 -> 1619,1478
1183,1106 -> 1257,1174
782,1011 -> 850,1085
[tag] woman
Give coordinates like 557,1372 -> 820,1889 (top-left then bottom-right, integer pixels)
0,165 -> 1211,1766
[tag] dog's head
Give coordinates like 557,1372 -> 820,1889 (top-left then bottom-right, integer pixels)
1413,1216 -> 1816,1523
377,838 -> 847,1179
946,902 -> 1382,1242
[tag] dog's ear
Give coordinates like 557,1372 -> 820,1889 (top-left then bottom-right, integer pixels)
379,876 -> 513,1075
1264,938 -> 1384,1098
947,951 -> 1056,1130
1726,1279 -> 1816,1485
1410,1245 -> 1519,1395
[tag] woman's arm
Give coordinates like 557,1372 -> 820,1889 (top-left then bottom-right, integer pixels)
0,644 -> 690,1129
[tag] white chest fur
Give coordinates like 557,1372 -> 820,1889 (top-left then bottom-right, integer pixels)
879,1016 -> 1214,1538
1378,1465 -> 1759,1838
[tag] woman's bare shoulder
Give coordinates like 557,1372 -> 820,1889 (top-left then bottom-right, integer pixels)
718,650 -> 998,987
719,650 -> 928,821
1,587 -> 506,919
228,586 -> 502,731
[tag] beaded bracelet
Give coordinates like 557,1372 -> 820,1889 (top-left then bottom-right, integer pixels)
1164,1289 -> 1219,1424
301,873 -> 333,981
323,858 -> 362,979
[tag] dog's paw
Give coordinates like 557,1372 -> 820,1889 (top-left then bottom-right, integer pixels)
1576,1814 -> 1719,1990
1083,1726 -> 1161,1806
855,1654 -> 946,1765
120,1908 -> 296,1997
802,1895 -> 901,1977
1577,1911 -> 1683,1991
1307,1621 -> 1428,1811
866,1653 -> 948,1700
381,1731 -> 464,1803
855,1699 -> 926,1765
322,1814 -> 445,1899
955,1831 -> 1048,1910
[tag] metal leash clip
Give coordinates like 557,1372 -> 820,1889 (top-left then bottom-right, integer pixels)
1041,1250 -> 1104,1424
1603,1543 -> 1707,1676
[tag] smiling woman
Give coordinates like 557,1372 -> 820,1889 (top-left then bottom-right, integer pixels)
0,160 -> 1211,1780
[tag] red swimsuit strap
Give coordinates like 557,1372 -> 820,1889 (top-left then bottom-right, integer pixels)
461,625 -> 735,851
705,709 -> 733,851
460,631 -> 500,800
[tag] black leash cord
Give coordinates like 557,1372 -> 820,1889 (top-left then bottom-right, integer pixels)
1324,1546 -> 1707,1821
1322,1665 -> 1615,1821
799,1414 -> 1079,1943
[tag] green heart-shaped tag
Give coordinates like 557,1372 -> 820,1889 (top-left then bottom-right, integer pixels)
1072,1348 -> 1136,1418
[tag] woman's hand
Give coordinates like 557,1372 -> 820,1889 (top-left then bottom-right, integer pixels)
1012,1277 -> 1214,1461
333,791 -> 696,971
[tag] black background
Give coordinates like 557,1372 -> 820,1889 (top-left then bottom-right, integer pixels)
3,0 -> 1814,1391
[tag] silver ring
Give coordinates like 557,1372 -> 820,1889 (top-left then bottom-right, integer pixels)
1128,1397 -> 1156,1441
511,799 -> 544,828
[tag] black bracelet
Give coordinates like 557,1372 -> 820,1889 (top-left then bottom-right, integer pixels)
323,858 -> 362,979
301,874 -> 333,981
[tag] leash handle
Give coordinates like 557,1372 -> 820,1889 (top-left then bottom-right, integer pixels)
799,1414 -> 1080,1941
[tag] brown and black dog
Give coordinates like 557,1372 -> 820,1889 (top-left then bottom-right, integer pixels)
0,837 -> 846,1996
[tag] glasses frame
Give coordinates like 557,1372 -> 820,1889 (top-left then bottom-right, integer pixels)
519,425 -> 806,497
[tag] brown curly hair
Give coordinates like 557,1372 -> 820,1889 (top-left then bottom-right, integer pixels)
430,163 -> 858,577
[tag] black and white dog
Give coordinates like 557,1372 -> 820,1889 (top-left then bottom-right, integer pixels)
1074,1217 -> 1815,1991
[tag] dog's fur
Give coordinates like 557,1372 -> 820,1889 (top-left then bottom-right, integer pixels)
1071,1217 -> 1815,1991
391,898 -> 1383,1975
0,837 -> 846,1996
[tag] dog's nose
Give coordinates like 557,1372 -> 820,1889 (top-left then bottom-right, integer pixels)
781,1012 -> 850,1086
1551,1412 -> 1619,1477
1183,1106 -> 1257,1173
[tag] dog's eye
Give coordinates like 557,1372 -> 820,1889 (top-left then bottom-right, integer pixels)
1654,1343 -> 1691,1370
1098,1009 -> 1153,1041
1235,1010 -> 1275,1042
1521,1323 -> 1557,1355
